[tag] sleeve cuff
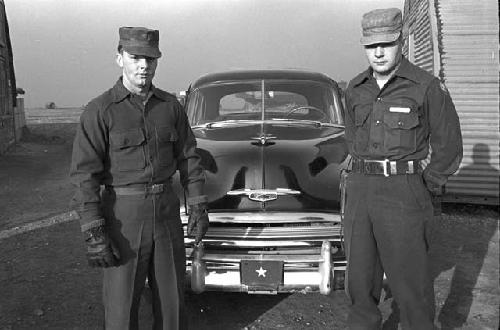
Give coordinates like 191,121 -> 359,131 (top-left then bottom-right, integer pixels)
187,195 -> 208,206
80,218 -> 105,232
422,167 -> 448,186
422,169 -> 446,195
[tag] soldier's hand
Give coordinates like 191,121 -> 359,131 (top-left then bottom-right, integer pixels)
423,178 -> 443,196
423,177 -> 443,216
187,203 -> 209,244
83,226 -> 120,268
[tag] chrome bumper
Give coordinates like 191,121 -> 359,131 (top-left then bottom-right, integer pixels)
187,241 -> 345,295
182,211 -> 345,295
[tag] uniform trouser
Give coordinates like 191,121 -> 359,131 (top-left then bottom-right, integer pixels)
343,173 -> 435,330
101,187 -> 186,330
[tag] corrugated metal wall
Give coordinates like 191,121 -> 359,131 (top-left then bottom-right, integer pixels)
404,0 -> 499,204
403,0 -> 435,73
436,0 -> 499,203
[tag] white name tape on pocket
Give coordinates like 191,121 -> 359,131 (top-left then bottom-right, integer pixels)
389,107 -> 411,113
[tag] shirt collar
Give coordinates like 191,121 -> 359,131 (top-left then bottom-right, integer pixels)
111,77 -> 170,103
351,56 -> 419,87
393,57 -> 420,83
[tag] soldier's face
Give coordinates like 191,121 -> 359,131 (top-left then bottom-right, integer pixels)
364,39 -> 402,79
116,51 -> 158,89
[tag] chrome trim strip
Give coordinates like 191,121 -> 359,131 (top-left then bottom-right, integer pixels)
184,227 -> 342,238
227,188 -> 301,195
199,253 -> 329,263
184,238 -> 342,247
181,211 -> 342,224
226,188 -> 301,202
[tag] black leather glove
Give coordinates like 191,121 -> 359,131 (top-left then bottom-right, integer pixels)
83,226 -> 120,268
187,203 -> 209,244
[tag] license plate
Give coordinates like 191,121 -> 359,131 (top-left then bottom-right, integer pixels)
241,260 -> 283,289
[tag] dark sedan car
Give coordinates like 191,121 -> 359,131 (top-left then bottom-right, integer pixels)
174,69 -> 349,295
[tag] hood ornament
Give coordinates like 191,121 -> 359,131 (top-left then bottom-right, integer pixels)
251,134 -> 277,146
227,188 -> 300,202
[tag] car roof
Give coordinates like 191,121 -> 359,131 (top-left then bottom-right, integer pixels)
190,69 -> 337,90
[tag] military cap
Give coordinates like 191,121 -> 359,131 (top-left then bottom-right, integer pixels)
118,27 -> 161,58
360,8 -> 403,46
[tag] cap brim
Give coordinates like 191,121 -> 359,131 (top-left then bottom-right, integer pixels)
360,32 -> 400,46
122,46 -> 162,58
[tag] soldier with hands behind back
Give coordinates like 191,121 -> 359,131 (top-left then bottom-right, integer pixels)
343,8 -> 463,329
70,26 -> 208,329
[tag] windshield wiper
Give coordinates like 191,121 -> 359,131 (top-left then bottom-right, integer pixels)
193,120 -> 261,129
193,119 -> 345,129
267,119 -> 344,128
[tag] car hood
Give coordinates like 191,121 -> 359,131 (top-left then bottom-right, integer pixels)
193,122 -> 348,213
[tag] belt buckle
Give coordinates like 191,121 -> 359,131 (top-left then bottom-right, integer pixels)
150,184 -> 163,194
382,159 -> 390,177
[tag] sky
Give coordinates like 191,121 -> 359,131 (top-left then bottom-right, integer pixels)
6,0 -> 403,108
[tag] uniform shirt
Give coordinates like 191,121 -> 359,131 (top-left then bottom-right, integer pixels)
344,56 -> 463,189
70,78 -> 207,230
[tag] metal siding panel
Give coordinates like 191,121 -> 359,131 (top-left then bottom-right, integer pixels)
439,0 -> 499,200
404,0 -> 499,203
404,0 -> 434,73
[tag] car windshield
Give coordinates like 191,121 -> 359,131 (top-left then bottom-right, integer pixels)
186,79 -> 343,126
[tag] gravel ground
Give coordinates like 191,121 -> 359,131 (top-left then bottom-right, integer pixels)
0,121 -> 498,329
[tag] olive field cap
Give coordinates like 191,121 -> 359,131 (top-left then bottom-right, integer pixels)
118,27 -> 162,58
360,8 -> 402,46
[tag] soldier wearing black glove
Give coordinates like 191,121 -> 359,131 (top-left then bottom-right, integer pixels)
187,203 -> 209,244
70,26 -> 208,330
83,225 -> 120,268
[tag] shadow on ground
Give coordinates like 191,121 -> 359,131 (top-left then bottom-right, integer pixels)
0,220 -> 350,330
381,204 -> 499,330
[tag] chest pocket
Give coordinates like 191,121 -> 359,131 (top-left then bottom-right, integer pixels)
383,110 -> 420,156
110,128 -> 146,171
353,105 -> 372,152
156,126 -> 178,166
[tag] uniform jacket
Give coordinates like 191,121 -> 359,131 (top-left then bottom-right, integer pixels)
70,78 -> 207,231
344,56 -> 463,189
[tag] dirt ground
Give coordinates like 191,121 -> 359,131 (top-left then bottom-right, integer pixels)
0,123 -> 498,329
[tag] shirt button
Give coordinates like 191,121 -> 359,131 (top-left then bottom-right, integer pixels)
398,121 -> 403,126
377,97 -> 381,101
376,120 -> 381,125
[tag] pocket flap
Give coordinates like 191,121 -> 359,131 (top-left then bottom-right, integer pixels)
110,129 -> 145,149
384,111 -> 419,129
354,108 -> 370,126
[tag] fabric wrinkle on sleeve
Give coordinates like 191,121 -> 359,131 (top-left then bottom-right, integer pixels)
69,102 -> 108,230
422,78 -> 463,188
343,87 -> 356,156
172,102 -> 207,206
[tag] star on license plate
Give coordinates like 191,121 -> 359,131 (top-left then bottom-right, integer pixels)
241,260 -> 283,289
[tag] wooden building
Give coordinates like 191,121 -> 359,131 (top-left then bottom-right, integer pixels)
403,0 -> 499,204
0,0 -> 18,154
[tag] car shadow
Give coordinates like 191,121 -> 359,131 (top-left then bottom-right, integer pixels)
140,289 -> 290,329
382,143 -> 499,329
185,291 -> 290,329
